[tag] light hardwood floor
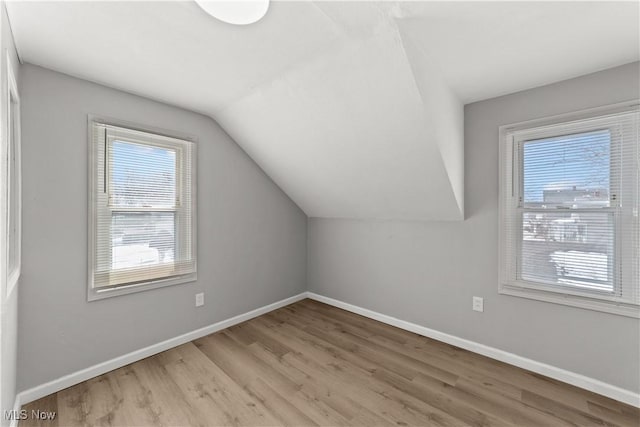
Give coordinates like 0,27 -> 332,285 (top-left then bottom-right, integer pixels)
21,299 -> 639,426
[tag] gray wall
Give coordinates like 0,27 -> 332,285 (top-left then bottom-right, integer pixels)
1,3 -> 21,422
18,64 -> 307,391
308,62 -> 640,393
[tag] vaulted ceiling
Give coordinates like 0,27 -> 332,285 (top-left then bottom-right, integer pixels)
8,1 -> 639,220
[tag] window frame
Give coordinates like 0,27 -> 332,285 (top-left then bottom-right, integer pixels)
498,101 -> 639,318
5,53 -> 21,298
88,115 -> 197,301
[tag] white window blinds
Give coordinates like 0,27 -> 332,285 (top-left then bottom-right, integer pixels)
89,120 -> 196,299
500,105 -> 639,316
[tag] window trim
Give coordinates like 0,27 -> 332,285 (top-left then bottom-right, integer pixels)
87,115 -> 197,301
5,53 -> 21,298
498,100 -> 639,318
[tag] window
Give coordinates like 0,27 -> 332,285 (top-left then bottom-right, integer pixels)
88,118 -> 196,300
499,102 -> 639,317
6,59 -> 21,296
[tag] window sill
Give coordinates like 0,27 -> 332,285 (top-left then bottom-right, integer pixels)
88,272 -> 197,301
499,283 -> 640,318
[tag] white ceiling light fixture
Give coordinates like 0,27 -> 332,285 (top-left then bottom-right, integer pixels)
194,0 -> 269,25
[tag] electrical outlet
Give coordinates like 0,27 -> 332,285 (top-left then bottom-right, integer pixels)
472,296 -> 484,312
195,292 -> 205,307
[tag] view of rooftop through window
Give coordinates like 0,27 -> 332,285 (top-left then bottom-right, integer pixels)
523,129 -> 611,207
520,129 -> 614,293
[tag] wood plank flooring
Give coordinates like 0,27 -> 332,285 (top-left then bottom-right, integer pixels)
21,299 -> 639,426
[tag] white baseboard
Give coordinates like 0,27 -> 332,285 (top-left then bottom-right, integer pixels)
306,292 -> 640,408
16,292 -> 307,407
16,290 -> 639,410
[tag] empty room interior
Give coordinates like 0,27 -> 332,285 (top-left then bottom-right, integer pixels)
0,0 -> 639,426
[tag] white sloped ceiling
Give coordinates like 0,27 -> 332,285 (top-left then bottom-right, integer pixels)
8,1 -> 639,220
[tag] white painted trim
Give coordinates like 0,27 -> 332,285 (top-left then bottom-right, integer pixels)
306,292 -> 640,408
5,52 -> 21,299
16,292 -> 307,406
8,393 -> 21,427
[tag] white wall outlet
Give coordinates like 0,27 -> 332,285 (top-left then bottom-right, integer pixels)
472,296 -> 484,312
195,292 -> 205,307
